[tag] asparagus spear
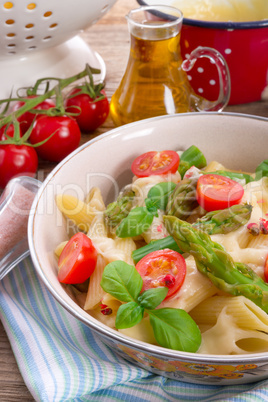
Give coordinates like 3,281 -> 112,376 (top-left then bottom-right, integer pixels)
132,203 -> 252,263
178,145 -> 207,179
165,177 -> 199,219
104,188 -> 135,228
163,215 -> 268,313
193,203 -> 252,235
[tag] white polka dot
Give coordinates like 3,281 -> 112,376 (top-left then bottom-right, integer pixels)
209,79 -> 216,85
197,67 -> 204,73
187,75 -> 192,81
185,53 -> 190,59
225,48 -> 232,54
198,88 -> 204,94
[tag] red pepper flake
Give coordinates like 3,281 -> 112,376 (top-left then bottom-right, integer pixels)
157,224 -> 162,233
101,308 -> 112,315
247,218 -> 268,236
260,218 -> 268,234
247,222 -> 260,236
162,274 -> 175,288
100,303 -> 113,315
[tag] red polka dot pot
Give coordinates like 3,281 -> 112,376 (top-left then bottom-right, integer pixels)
137,0 -> 268,105
180,19 -> 268,105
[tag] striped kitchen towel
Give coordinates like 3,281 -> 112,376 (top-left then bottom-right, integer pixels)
1,257 -> 268,401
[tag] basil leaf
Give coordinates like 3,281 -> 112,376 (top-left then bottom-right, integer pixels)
137,287 -> 168,310
116,206 -> 154,238
148,308 -> 202,352
101,261 -> 143,302
146,182 -> 176,212
144,198 -> 159,216
205,170 -> 253,184
115,302 -> 144,329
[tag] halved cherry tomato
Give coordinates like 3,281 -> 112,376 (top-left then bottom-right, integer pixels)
196,174 -> 244,212
131,150 -> 180,177
135,249 -> 186,300
264,255 -> 268,283
58,232 -> 97,284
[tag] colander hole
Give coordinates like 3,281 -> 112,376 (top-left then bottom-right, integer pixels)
4,2 -> 13,9
6,32 -> 15,37
27,3 -> 36,10
26,35 -> 34,40
43,11 -> 52,18
28,46 -> 36,50
25,23 -> 34,29
43,36 -> 52,40
7,43 -> 15,47
5,19 -> 14,25
49,23 -> 58,29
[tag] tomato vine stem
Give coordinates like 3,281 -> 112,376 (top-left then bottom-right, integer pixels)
0,64 -> 101,129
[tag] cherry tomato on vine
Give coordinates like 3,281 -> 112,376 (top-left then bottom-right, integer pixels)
135,249 -> 186,300
0,123 -> 21,141
58,232 -> 98,284
0,144 -> 38,188
30,115 -> 81,162
196,174 -> 244,212
12,96 -> 55,134
65,88 -> 109,132
131,150 -> 180,177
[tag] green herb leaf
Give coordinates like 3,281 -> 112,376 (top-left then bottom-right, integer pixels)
100,261 -> 143,302
137,287 -> 168,310
116,206 -> 154,238
205,170 -> 253,184
115,302 -> 144,329
148,308 -> 202,352
255,160 -> 268,180
146,182 -> 176,212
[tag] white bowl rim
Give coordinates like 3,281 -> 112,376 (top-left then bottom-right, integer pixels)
28,111 -> 268,364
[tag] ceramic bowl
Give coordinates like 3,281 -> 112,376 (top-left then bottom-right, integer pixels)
29,112 -> 268,385
137,0 -> 268,105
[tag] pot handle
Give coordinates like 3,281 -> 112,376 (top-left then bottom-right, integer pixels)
0,176 -> 41,280
182,46 -> 231,112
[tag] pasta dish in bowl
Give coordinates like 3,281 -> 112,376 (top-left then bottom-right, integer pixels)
28,112 -> 268,385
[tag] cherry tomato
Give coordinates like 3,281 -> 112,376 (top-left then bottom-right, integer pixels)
0,144 -> 38,188
12,96 -> 55,134
196,174 -> 244,212
264,255 -> 268,283
65,88 -> 109,132
30,115 -> 81,162
58,232 -> 97,284
135,249 -> 186,300
0,124 -> 16,140
131,151 -> 180,177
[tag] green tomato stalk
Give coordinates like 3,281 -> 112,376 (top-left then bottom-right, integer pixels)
0,64 -> 101,128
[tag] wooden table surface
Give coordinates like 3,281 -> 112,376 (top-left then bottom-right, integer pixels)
1,0 -> 268,399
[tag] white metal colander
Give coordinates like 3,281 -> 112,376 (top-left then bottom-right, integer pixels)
0,0 -> 118,96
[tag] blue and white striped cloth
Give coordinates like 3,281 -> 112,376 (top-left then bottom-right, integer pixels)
1,257 -> 268,401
